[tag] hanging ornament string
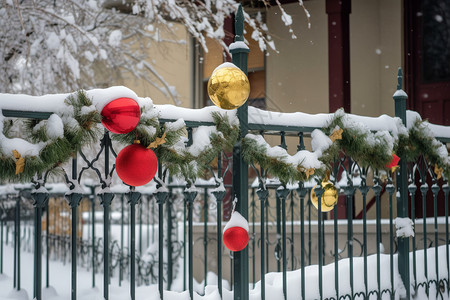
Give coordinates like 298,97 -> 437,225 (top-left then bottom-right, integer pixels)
231,197 -> 238,213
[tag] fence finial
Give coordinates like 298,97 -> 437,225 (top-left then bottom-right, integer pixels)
397,67 -> 403,90
235,4 -> 244,42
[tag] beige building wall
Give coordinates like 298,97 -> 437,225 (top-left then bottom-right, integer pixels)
120,23 -> 193,108
114,1 -> 402,114
266,0 -> 329,114
109,1 -> 402,113
266,0 -> 402,118
350,0 -> 402,117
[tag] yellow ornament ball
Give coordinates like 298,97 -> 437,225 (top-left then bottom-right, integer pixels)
310,181 -> 338,212
207,66 -> 250,110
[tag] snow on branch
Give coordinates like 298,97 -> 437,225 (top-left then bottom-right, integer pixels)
1,0 -> 310,98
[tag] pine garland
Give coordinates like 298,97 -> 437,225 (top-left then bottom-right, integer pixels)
320,111 -> 394,171
395,119 -> 450,179
0,91 -> 102,182
159,112 -> 239,183
241,109 -> 449,184
0,91 -> 448,184
241,136 -> 325,184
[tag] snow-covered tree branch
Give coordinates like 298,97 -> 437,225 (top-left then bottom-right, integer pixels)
0,0 -> 309,101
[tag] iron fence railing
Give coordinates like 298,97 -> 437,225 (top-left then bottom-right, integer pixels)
1,163 -> 449,300
0,5 -> 450,300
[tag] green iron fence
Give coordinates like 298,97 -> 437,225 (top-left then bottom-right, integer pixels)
0,5 -> 450,300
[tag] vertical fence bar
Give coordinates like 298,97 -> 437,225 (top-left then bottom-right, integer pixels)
230,251 -> 233,291
420,181 -> 429,296
18,196 -> 21,290
297,136 -> 308,300
66,155 -> 83,300
230,6 -> 249,299
432,183 -> 440,293
101,195 -> 114,298
297,184 -> 307,300
251,188 -> 256,287
308,197 -> 312,266
152,199 -> 155,244
156,190 -> 168,300
127,189 -> 141,300
315,185 -> 324,300
53,200 -> 56,263
15,196 -> 20,290
14,197 -> 17,289
183,196 -> 187,291
290,192 -> 294,271
277,187 -> 289,300
344,183 -> 355,299
184,190 -> 197,300
265,200 -> 269,274
139,201 -> 143,254
213,189 -> 226,298
6,221 -> 8,246
387,182 -> 395,299
32,199 -> 38,299
444,183 -> 450,292
373,180 -> 382,297
100,190 -> 113,300
393,68 -> 410,299
203,187 -> 208,290
409,182 -> 417,292
119,194 -> 124,286
62,200 -> 67,265
147,197 -> 150,248
360,178 -> 369,299
167,190 -> 173,290
100,131 -> 114,300
276,194 -> 281,273
0,217 -> 3,274
334,201 -> 339,300
257,188 -> 268,300
35,205 -> 40,297
46,201 -> 49,288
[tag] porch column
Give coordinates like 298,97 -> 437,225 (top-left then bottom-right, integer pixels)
326,0 -> 351,113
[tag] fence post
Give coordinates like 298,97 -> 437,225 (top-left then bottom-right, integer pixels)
393,68 -> 410,299
230,4 -> 250,300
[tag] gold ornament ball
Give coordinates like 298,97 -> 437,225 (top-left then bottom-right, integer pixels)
207,67 -> 250,110
310,181 -> 338,212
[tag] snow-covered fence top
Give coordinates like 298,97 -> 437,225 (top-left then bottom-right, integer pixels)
1,86 -> 449,140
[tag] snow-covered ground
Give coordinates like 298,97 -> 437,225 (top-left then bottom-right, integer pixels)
1,240 -> 449,299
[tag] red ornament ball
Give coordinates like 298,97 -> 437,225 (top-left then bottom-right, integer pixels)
115,144 -> 158,186
386,153 -> 400,169
101,97 -> 140,134
223,226 -> 249,252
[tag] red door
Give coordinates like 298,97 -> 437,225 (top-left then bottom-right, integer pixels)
405,0 -> 450,126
